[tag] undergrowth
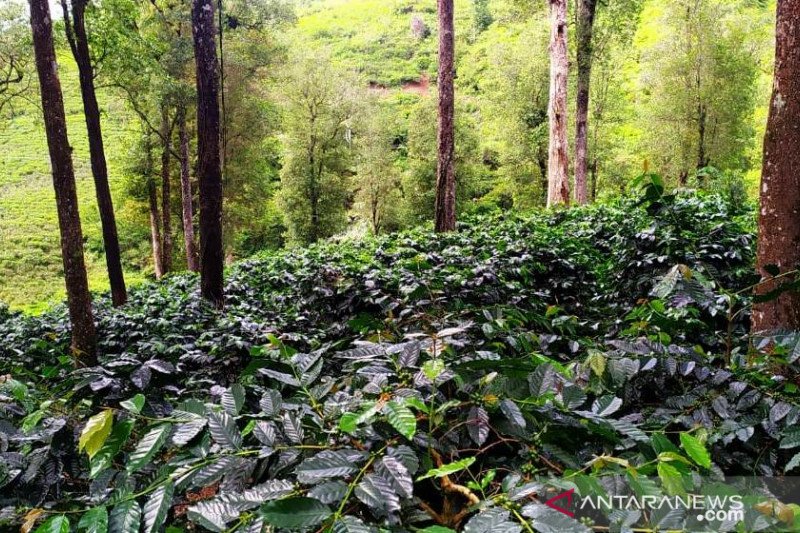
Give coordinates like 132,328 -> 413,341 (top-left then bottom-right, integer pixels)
2,191 -> 800,532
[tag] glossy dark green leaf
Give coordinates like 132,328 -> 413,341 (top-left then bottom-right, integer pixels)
260,497 -> 331,529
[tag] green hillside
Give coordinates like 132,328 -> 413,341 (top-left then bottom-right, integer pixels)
296,0 -> 475,87
0,53 -> 144,312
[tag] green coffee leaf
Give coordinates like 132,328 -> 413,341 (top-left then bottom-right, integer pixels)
77,507 -> 108,533
90,418 -> 134,478
143,480 -> 174,533
109,501 -> 141,533
418,457 -> 475,480
385,401 -> 416,440
260,497 -> 331,529
127,424 -> 171,474
120,394 -> 145,415
679,432 -> 711,469
33,515 -> 69,533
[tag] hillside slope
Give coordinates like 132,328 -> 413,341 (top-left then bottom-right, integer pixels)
295,0 -> 476,87
0,53 -> 143,312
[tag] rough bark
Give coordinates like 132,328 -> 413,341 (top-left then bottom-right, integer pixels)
29,0 -> 97,363
574,0 -> 597,206
434,0 -> 456,233
547,0 -> 570,207
178,106 -> 199,272
160,107 -> 174,274
753,0 -> 800,334
62,0 -> 127,306
192,0 -> 225,307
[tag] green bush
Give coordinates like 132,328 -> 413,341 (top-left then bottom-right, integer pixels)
3,192 -> 799,532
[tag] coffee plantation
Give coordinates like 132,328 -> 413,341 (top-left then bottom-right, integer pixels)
2,189 -> 800,532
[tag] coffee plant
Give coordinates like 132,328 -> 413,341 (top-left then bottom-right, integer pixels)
2,189 -> 799,532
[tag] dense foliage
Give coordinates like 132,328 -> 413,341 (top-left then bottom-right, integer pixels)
0,0 -> 777,309
2,191 -> 799,531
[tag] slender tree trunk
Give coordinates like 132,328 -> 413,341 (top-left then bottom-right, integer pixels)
192,0 -> 225,307
307,142 -> 320,243
310,191 -> 320,242
62,0 -> 127,306
537,145 -> 549,206
143,135 -> 163,278
547,0 -> 570,207
697,103 -> 708,189
148,177 -> 164,279
178,107 -> 199,272
753,0 -> 800,335
29,0 -> 97,363
434,0 -> 456,232
590,158 -> 598,201
697,105 -> 707,168
160,107 -> 173,274
371,195 -> 380,235
574,0 -> 597,205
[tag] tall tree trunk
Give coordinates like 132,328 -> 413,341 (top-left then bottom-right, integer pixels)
590,158 -> 598,201
371,195 -> 380,235
434,0 -> 456,233
697,104 -> 707,169
160,107 -> 173,274
753,0 -> 800,335
62,0 -> 127,306
310,190 -> 320,242
144,135 -> 164,278
547,0 -> 570,207
537,145 -> 549,206
307,140 -> 320,243
148,179 -> 164,279
29,0 -> 97,363
178,106 -> 199,272
574,0 -> 596,206
192,0 -> 225,308
696,102 -> 708,189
